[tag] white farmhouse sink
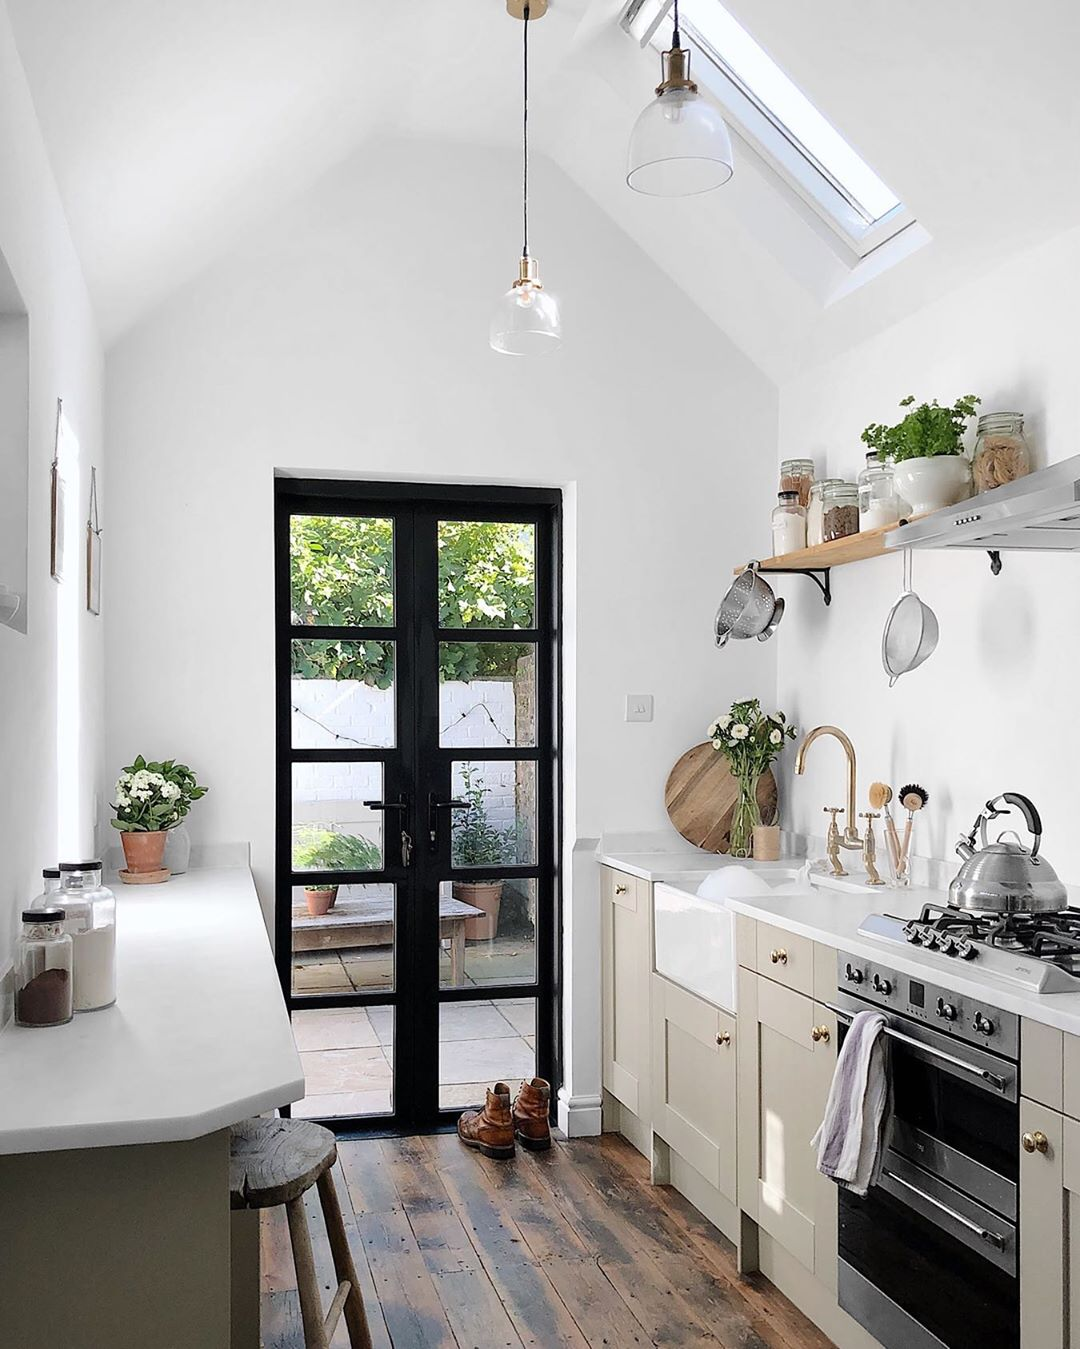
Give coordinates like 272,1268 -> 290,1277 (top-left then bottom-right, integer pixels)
653,865 -> 809,1012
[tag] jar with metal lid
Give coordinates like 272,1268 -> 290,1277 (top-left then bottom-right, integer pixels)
57,860 -> 117,1012
779,458 -> 815,509
822,482 -> 860,542
857,452 -> 902,530
771,490 -> 807,556
15,908 -> 73,1027
972,413 -> 1031,493
807,478 -> 844,546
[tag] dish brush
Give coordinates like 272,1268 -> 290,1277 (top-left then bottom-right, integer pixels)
897,783 -> 929,880
869,782 -> 901,872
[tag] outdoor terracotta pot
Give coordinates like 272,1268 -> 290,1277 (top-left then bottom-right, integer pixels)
454,880 -> 504,941
304,886 -> 338,918
121,829 -> 167,874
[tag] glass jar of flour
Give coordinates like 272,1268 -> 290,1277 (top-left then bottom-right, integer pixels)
56,861 -> 117,1012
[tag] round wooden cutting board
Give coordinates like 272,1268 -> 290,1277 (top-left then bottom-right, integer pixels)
664,743 -> 777,854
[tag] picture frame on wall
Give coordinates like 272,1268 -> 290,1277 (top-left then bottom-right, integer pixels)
86,466 -> 102,615
50,459 -> 65,582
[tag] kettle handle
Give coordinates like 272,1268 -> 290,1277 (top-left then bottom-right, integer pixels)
985,793 -> 1043,859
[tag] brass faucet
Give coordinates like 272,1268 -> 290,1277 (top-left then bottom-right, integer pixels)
795,725 -> 884,884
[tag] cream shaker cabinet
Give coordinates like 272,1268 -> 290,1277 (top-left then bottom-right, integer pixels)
601,866 -> 652,1135
1017,1099 -> 1080,1349
736,963 -> 838,1284
650,973 -> 738,1204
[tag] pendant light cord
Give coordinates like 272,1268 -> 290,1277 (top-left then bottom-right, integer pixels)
522,3 -> 530,258
672,0 -> 680,46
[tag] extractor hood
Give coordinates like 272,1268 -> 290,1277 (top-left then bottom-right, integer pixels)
886,453 -> 1080,555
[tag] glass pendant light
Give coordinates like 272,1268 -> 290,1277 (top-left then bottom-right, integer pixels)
490,1 -> 562,355
627,0 -> 734,197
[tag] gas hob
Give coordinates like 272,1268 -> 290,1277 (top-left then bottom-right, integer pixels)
859,903 -> 1080,994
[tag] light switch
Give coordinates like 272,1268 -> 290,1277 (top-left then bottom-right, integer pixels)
625,694 -> 654,723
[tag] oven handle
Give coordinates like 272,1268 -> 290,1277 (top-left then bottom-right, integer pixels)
823,1003 -> 1009,1092
881,1169 -> 1007,1252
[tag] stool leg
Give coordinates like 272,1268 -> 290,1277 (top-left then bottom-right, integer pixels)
316,1168 -> 374,1349
286,1195 -> 330,1349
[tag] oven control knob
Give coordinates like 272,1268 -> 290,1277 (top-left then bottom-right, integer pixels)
872,974 -> 893,996
844,963 -> 864,985
936,997 -> 958,1022
973,1012 -> 995,1036
956,940 -> 977,960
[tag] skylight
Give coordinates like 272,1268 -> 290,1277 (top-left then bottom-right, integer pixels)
623,0 -> 913,256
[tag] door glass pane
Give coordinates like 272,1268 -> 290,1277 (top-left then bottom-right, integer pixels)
450,760 -> 536,867
439,998 -> 536,1110
292,762 -> 384,871
290,882 -> 395,996
290,515 -> 394,626
439,877 -> 537,989
438,521 -> 535,629
439,642 -> 534,748
292,1003 -> 393,1119
292,640 -> 395,749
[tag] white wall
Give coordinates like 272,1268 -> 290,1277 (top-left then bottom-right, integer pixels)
0,2 -> 104,989
778,221 -> 1080,877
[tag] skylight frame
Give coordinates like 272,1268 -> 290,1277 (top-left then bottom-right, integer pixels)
621,0 -> 915,260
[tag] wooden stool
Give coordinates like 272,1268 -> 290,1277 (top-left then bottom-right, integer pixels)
230,1117 -> 373,1349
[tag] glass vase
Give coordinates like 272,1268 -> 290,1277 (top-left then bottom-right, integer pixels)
729,771 -> 761,859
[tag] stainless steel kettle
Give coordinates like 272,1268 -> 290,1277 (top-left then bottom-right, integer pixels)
949,792 -> 1067,913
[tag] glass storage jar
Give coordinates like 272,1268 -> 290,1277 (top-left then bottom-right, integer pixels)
807,478 -> 843,547
15,908 -> 73,1027
857,452 -> 902,530
779,458 -> 816,509
56,860 -> 117,1012
822,482 -> 860,542
972,413 -> 1031,493
771,490 -> 807,556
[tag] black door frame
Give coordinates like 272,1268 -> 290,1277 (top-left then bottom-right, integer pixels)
274,476 -> 562,1134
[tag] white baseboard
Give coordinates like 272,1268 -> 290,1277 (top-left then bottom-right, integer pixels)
557,1089 -> 603,1137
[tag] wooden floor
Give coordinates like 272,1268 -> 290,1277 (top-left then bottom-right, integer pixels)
260,1131 -> 833,1349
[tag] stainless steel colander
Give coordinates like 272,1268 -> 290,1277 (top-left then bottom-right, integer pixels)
715,562 -> 784,647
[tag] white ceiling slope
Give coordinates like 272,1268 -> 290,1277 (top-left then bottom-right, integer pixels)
6,0 -> 1080,379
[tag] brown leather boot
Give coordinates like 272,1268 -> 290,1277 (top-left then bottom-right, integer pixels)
513,1078 -> 552,1152
457,1083 -> 515,1160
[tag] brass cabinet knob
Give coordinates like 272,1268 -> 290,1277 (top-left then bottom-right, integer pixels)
716,1031 -> 731,1047
614,883 -> 628,895
811,1025 -> 831,1043
770,949 -> 788,965
1022,1130 -> 1050,1155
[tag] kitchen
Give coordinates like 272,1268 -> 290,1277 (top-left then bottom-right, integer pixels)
2,0 -> 1080,1346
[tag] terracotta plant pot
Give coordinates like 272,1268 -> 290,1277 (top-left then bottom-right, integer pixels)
453,880 -> 505,941
304,886 -> 338,917
751,825 -> 781,861
120,829 -> 167,874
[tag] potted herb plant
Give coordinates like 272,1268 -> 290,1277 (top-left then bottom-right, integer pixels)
112,757 -> 189,879
862,394 -> 980,515
292,828 -> 381,915
451,764 -> 518,940
709,700 -> 797,859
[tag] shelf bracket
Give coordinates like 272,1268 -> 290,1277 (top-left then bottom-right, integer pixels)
766,567 -> 832,606
988,550 -> 1003,576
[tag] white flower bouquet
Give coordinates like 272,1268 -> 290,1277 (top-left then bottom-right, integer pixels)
112,755 -> 207,833
708,698 -> 797,856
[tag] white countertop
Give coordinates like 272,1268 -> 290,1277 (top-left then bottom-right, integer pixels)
0,866 -> 304,1155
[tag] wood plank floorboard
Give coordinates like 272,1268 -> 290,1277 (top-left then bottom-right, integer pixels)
260,1132 -> 834,1348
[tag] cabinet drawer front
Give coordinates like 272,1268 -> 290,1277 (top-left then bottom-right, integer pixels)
755,923 -> 814,995
602,866 -> 641,912
1063,1032 -> 1080,1122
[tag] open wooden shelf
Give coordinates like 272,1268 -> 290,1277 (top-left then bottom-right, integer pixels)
733,519 -> 914,575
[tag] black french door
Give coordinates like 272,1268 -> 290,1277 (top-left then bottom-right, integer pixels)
275,479 -> 560,1133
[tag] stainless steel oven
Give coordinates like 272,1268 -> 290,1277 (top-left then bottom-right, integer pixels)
831,951 -> 1019,1349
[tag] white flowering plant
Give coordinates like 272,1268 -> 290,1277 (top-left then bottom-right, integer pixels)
708,698 -> 797,779
111,755 -> 208,833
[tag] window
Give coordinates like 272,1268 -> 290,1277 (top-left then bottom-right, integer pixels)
623,0 -> 915,258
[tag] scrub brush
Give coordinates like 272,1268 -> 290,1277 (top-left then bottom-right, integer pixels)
869,782 -> 902,872
898,784 -> 929,880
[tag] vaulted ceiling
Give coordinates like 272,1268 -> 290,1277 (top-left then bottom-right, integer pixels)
6,0 -> 1080,381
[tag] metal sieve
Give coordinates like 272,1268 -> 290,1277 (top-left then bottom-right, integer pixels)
882,549 -> 939,685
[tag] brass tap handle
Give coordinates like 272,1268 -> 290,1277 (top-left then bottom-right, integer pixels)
859,813 -> 886,886
1022,1131 -> 1049,1155
811,1024 -> 831,1044
716,1031 -> 731,1047
823,808 -> 848,877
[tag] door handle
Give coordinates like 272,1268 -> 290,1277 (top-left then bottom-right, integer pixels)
363,797 -> 408,814
362,796 -> 412,867
428,793 -> 468,851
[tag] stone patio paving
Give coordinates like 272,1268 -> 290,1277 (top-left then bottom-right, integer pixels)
291,995 -> 536,1119
290,935 -> 534,995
